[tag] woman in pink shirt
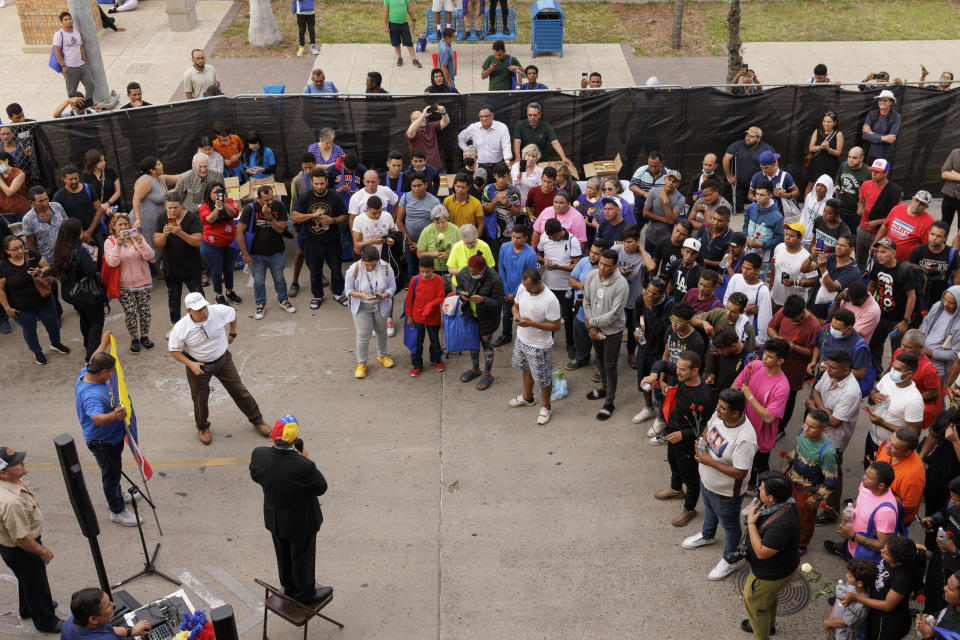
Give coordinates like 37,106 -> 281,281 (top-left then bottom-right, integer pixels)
104,213 -> 155,353
530,191 -> 587,250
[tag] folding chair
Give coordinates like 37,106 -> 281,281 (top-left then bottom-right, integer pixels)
255,578 -> 343,640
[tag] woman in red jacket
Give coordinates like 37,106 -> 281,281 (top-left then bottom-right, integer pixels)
404,255 -> 447,377
198,182 -> 242,305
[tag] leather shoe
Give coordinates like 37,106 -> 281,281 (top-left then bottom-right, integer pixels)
300,586 -> 333,604
740,618 -> 774,635
254,422 -> 271,437
816,513 -> 837,526
40,619 -> 64,633
823,539 -> 850,559
197,429 -> 212,445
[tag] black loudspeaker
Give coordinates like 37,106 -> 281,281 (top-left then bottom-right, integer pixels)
54,434 -> 99,538
210,604 -> 238,640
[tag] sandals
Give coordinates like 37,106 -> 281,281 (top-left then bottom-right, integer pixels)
586,389 -> 606,400
460,369 -> 482,383
596,403 -> 615,421
476,374 -> 494,391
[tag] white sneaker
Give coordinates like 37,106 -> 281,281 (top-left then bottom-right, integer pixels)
279,300 -> 296,313
537,407 -> 552,425
632,407 -> 655,425
649,433 -> 667,446
386,318 -> 396,337
647,417 -> 666,437
508,395 -> 534,408
254,304 -> 265,320
123,492 -> 143,505
109,508 -> 142,527
682,532 -> 716,550
165,324 -> 174,338
708,557 -> 739,581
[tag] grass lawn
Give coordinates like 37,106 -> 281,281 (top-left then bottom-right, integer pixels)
214,0 -> 960,59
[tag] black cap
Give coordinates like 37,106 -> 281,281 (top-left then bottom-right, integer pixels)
0,447 -> 26,470
728,232 -> 748,248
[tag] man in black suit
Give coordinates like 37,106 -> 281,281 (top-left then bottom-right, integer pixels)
249,416 -> 332,604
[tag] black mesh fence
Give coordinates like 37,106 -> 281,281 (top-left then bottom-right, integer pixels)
24,85 -> 960,203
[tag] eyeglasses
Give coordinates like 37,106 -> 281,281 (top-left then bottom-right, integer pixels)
197,325 -> 208,340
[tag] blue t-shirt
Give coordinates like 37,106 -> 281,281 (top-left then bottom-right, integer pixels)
570,255 -> 596,322
748,169 -> 796,214
75,369 -> 125,445
498,242 -> 538,298
302,81 -> 338,94
60,616 -> 117,640
814,326 -> 870,371
519,82 -> 548,90
437,42 -> 455,88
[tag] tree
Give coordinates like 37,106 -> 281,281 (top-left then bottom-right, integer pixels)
726,0 -> 743,83
248,0 -> 282,47
671,0 -> 684,49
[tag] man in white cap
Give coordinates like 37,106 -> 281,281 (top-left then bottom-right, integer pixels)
872,190 -> 935,262
862,89 -> 902,164
663,237 -> 703,304
0,447 -> 63,633
167,292 -> 271,444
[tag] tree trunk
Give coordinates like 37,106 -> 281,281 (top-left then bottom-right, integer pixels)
248,0 -> 282,47
670,0 -> 684,50
726,0 -> 743,83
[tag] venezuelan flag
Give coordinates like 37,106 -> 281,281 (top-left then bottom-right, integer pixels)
107,335 -> 153,480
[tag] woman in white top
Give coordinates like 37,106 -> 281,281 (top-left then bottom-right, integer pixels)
510,144 -> 543,205
345,244 -> 397,379
198,136 -> 225,175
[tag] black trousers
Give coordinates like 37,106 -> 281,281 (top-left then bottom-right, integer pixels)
549,288 -> 574,353
165,275 -> 203,325
270,530 -> 317,601
868,316 -> 903,375
74,302 -> 105,361
303,242 -> 344,299
297,13 -> 316,45
0,537 -> 59,631
667,439 -> 700,511
778,388 -> 799,436
593,330 -> 622,403
488,0 -> 508,30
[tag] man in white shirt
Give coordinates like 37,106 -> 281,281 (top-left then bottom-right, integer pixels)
769,222 -> 813,310
348,170 -> 399,229
457,105 -> 512,169
507,268 -> 562,425
53,12 -> 95,99
865,351 -> 923,464
806,348 -> 863,522
351,195 -> 398,255
167,292 -> 270,444
685,388 -> 757,581
723,253 -> 772,346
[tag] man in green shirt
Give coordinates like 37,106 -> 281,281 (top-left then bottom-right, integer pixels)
833,146 -> 871,232
481,40 -> 521,91
512,102 -> 571,165
383,0 -> 422,68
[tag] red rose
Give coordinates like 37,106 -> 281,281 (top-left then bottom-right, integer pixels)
779,451 -> 787,457
918,595 -> 928,603
689,403 -> 695,410
863,407 -> 871,413
820,502 -> 828,509
921,310 -> 929,316
705,326 -> 713,334
698,405 -> 704,411
949,532 -> 955,538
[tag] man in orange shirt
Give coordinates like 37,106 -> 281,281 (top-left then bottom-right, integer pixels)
874,427 -> 926,523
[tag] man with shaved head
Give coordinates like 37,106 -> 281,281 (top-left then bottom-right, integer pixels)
406,105 -> 450,173
348,169 -> 399,229
687,153 -> 726,202
834,146 -> 872,233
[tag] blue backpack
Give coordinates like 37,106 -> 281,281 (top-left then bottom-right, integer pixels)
852,499 -> 908,563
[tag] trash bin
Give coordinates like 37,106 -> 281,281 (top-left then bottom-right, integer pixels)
530,0 -> 564,58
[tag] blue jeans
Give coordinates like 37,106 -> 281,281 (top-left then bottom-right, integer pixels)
13,295 -> 60,354
88,440 -> 125,514
700,483 -> 745,560
200,243 -> 238,294
251,253 -> 288,306
411,322 -> 441,368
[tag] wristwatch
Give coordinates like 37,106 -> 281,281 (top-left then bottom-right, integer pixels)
229,332 -> 237,338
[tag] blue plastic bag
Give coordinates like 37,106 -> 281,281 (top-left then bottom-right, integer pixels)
550,369 -> 568,401
403,316 -> 418,353
443,299 -> 480,352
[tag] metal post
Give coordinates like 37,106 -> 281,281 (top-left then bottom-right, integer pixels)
66,0 -> 119,109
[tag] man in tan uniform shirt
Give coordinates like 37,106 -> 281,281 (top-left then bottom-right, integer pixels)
0,447 -> 62,632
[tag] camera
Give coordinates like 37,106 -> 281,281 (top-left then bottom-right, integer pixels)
426,103 -> 442,122
724,544 -> 748,565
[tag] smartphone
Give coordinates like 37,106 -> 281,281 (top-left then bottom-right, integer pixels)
120,228 -> 138,238
815,237 -> 824,251
781,272 -> 790,283
581,72 -> 588,78
742,64 -> 749,71
167,214 -> 177,225
216,188 -> 225,204
200,364 -> 216,374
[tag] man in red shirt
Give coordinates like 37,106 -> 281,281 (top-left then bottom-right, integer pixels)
873,190 -> 934,262
892,328 -> 942,429
855,158 -> 902,271
767,293 -> 823,440
524,165 -> 557,221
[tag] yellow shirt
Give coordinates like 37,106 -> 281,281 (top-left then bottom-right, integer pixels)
443,195 -> 484,229
0,479 -> 43,547
447,239 -> 496,287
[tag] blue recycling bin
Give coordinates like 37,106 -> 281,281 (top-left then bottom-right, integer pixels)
530,0 -> 564,58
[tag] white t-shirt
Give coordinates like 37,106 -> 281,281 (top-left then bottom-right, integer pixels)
53,29 -> 84,68
167,304 -> 235,363
815,371 -> 862,451
870,373 -> 924,444
698,414 -> 758,497
352,212 -> 396,242
770,244 -> 812,305
723,274 -> 772,346
348,186 -> 399,217
514,284 -> 561,350
537,233 -> 582,290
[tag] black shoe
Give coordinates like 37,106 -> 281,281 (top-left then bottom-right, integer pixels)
289,283 -> 300,298
586,389 -> 606,400
596,403 -> 614,421
225,291 -> 243,304
139,337 -> 155,350
565,359 -> 590,371
816,513 -> 837,526
477,30 -> 485,40
215,294 -> 228,305
300,586 -> 333,604
34,351 -> 47,365
50,342 -> 71,354
740,619 -> 774,635
282,229 -> 294,239
823,539 -> 850,559
130,339 -> 141,354
566,346 -> 576,360
503,26 -> 510,35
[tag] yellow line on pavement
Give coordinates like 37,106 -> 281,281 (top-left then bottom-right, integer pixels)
29,457 -> 250,472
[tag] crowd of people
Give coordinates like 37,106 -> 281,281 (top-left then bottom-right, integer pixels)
5,50 -> 960,638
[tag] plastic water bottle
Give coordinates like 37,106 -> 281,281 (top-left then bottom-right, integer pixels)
835,580 -> 846,599
938,527 -> 948,542
918,615 -> 936,637
697,437 -> 707,454
719,254 -> 729,271
641,382 -> 652,392
843,503 -> 855,522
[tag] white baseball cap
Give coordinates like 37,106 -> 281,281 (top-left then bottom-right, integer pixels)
683,238 -> 701,252
184,292 -> 209,311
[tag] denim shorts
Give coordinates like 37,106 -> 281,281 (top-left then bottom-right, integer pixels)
388,21 -> 413,47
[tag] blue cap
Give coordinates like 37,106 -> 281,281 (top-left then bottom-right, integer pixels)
758,150 -> 780,165
599,197 -> 620,208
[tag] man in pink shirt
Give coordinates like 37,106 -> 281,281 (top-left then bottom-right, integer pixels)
732,338 -> 790,484
836,281 -> 881,342
873,190 -> 934,262
823,461 -> 898,560
530,190 -> 587,250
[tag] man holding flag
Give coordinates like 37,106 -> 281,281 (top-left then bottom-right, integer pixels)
75,331 -> 143,527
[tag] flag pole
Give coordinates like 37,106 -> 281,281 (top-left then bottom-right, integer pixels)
122,419 -> 162,535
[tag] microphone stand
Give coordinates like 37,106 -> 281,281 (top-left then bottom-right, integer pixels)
112,467 -> 180,589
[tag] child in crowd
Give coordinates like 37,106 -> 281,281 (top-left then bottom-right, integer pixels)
782,409 -> 838,553
404,255 -> 446,376
821,557 -> 875,639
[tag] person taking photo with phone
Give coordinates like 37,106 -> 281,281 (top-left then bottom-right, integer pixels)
103,213 -> 155,354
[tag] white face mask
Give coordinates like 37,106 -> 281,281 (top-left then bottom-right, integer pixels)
0,163 -> 10,174
888,369 -> 904,384
829,327 -> 844,339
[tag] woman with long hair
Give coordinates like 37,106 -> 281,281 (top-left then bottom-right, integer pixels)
345,244 -> 397,379
104,213 -> 155,353
198,181 -> 242,305
130,155 -> 177,266
0,125 -> 31,177
805,111 -> 844,196
81,148 -> 123,219
241,132 -> 277,182
0,235 -> 68,364
53,217 -> 104,362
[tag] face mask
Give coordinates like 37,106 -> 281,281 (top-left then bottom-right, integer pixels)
888,370 -> 904,383
471,273 -> 482,280
829,327 -> 843,339
0,163 -> 9,174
